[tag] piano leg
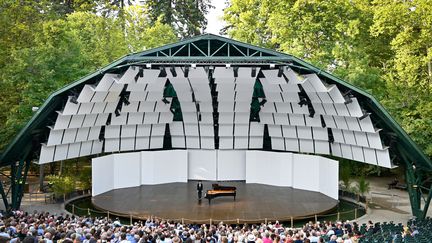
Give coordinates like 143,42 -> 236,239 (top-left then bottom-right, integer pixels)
208,198 -> 211,204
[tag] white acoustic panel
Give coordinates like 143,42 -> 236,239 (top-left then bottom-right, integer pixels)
77,102 -> 94,114
39,144 -> 55,164
346,117 -> 362,131
331,142 -> 342,157
199,124 -> 214,136
342,130 -> 357,145
297,126 -> 312,139
334,103 -> 350,116
184,123 -> 199,136
62,99 -> 80,115
135,136 -> 150,150
120,137 -> 135,151
346,98 -> 363,117
171,136 -> 186,148
122,101 -> 139,112
234,124 -> 249,136
315,140 -> 330,154
340,144 -> 353,160
80,141 -> 93,156
234,136 -> 248,149
138,69 -> 161,83
159,112 -> 173,123
249,122 -> 264,136
367,132 -> 383,149
249,136 -> 263,149
140,150 -> 188,185
285,138 -> 299,152
91,102 -> 107,114
359,116 -> 375,133
200,137 -> 215,149
111,113 -> 128,125
54,114 -> 72,130
47,129 -> 64,146
218,150 -> 246,180
219,112 -> 234,124
143,112 -> 159,124
305,115 -> 322,127
271,137 -> 285,150
92,140 -> 103,154
219,124 -> 233,136
151,124 -> 166,136
219,136 -> 233,149
186,136 -> 200,148
92,155 -> 114,196
274,113 -> 290,125
334,116 -> 348,130
312,127 -> 328,140
67,143 -> 81,159
246,151 -> 293,187
92,92 -> 108,103
69,115 -> 85,129
105,125 -> 120,138
104,101 -> 118,113
292,103 -> 309,114
62,129 -> 77,144
149,136 -> 164,149
75,127 -> 90,142
113,153 -> 141,190
188,150 -> 217,180
259,112 -> 274,124
121,125 -> 136,138
289,114 -> 305,126
352,145 -> 365,162
322,103 -> 338,115
328,86 -> 345,103
323,115 -> 336,128
82,114 -> 97,127
363,147 -> 378,165
104,138 -> 120,152
234,112 -> 249,124
282,125 -> 297,138
118,66 -> 139,83
299,139 -> 314,153
262,102 -> 277,113
281,92 -> 300,103
128,112 -> 144,125
268,125 -> 283,137
183,112 -> 198,123
94,113 -> 109,126
376,148 -> 392,168
354,131 -> 369,147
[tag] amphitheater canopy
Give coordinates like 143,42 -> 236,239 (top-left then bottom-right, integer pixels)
0,34 -> 431,217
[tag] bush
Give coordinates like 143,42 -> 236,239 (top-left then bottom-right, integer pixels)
46,175 -> 75,200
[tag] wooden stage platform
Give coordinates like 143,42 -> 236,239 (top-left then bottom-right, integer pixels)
92,181 -> 338,223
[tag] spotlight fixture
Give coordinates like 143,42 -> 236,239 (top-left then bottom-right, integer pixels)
225,64 -> 231,68
123,98 -> 130,106
146,63 -> 152,68
298,98 -> 308,107
162,97 -> 170,104
269,64 -> 276,69
191,63 -> 197,68
115,109 -> 120,117
251,67 -> 257,77
233,66 -> 239,77
159,66 -> 167,77
70,96 -> 78,104
259,98 -> 267,106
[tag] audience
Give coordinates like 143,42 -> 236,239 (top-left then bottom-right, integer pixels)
0,210 -> 430,243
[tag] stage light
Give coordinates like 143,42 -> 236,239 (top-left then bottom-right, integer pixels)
184,66 -> 189,77
259,98 -> 267,106
191,63 -> 197,68
159,66 -> 167,77
298,98 -> 308,107
269,64 -> 276,69
170,66 -> 177,77
146,63 -> 152,68
225,64 -> 231,68
344,98 -> 353,105
251,67 -> 256,77
359,112 -> 371,120
123,98 -> 130,106
115,109 -> 120,117
308,109 -> 315,118
320,115 -> 326,128
170,107 -> 176,114
162,97 -> 170,104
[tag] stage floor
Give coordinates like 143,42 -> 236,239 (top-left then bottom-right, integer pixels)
92,181 -> 338,223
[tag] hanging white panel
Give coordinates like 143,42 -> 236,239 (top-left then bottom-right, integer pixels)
297,126 -> 313,140
328,86 -> 345,103
219,112 -> 234,124
376,148 -> 392,168
367,132 -> 383,149
315,140 -> 330,155
340,144 -> 353,160
170,122 -> 184,136
158,112 -> 173,124
304,74 -> 328,92
234,101 -> 250,112
68,115 -> 85,129
185,136 -> 200,148
62,129 -> 77,144
128,112 -> 144,125
274,113 -> 290,125
137,69 -> 161,83
143,112 -> 159,124
345,117 -> 362,131
342,130 -> 357,145
118,66 -> 139,83
285,138 -> 299,152
265,92 -> 283,102
67,143 -> 81,159
77,85 -> 94,103
316,92 -> 333,103
91,102 -> 106,114
268,125 -> 283,137
151,124 -> 166,136
53,144 -> 68,161
312,127 -> 328,141
363,147 -> 378,165
281,92 -> 300,103
312,103 -> 326,115
234,137 -> 248,149
75,127 -> 90,142
234,112 -> 249,124
39,144 -> 55,164
111,113 -> 128,125
184,123 -> 199,136
305,115 -> 321,127
200,137 -> 214,149
249,122 -> 264,136
94,113 -> 109,126
122,101 -> 139,113
154,101 -> 171,112
334,103 -> 350,116
126,82 -> 146,91
150,136 -> 163,149
199,112 -> 213,123
77,103 -> 93,115
234,124 -> 249,136
105,125 -> 120,138
62,98 -> 80,115
282,125 -> 297,138
249,137 -> 263,149
219,124 -> 233,136
47,129 -> 64,146
95,73 -> 117,91
359,116 -> 375,133
280,83 -> 300,92
284,68 -> 302,84
92,140 -> 103,154
334,116 -> 348,130
104,101 -> 118,113
105,138 -> 120,152
120,137 -> 135,151
352,146 -> 365,162
299,139 -> 314,153
322,115 -> 337,128
259,112 -> 274,124
121,125 -> 136,138
354,131 -> 369,147
331,143 -> 342,157
88,126 -> 101,140
80,141 -> 93,156
199,102 -> 213,112
271,137 -> 285,150
91,92 -> 108,103
346,98 -> 363,117
171,136 -> 186,148
292,103 -> 309,115
130,91 -> 147,101
332,128 -> 345,143
82,114 -> 97,127
262,70 -> 286,84
219,136 -> 233,149
183,112 -> 198,123
322,103 -> 338,115
199,124 -> 214,136
135,136 -> 150,150
105,91 -> 121,102
262,102 -> 277,113
55,114 -> 71,130
289,114 -> 305,126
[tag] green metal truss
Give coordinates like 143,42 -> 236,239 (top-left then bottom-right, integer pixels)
0,34 -> 431,217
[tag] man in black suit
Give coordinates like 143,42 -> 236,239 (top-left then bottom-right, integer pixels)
197,181 -> 203,201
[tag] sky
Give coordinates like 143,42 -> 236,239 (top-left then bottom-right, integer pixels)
205,0 -> 226,35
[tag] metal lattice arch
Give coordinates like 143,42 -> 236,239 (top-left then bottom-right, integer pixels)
1,34 -> 431,217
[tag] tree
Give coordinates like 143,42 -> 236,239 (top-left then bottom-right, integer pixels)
355,176 -> 370,204
46,175 -> 76,201
145,0 -> 213,37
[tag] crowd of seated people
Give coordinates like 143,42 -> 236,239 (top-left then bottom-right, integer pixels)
0,210 -> 430,243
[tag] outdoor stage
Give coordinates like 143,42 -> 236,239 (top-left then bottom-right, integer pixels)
92,181 -> 338,223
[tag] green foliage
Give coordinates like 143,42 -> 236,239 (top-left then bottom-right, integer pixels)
356,176 -> 371,198
0,3 -> 177,151
339,162 -> 352,191
77,166 -> 92,190
46,174 -> 76,198
223,0 -> 432,160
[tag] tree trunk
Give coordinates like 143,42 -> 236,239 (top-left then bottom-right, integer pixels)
39,164 -> 44,192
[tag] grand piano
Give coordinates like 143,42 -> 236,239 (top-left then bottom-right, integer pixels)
204,184 -> 237,204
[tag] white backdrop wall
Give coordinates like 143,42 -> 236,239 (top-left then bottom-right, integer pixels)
217,150 -> 246,180
188,150 -> 217,180
92,150 -> 339,199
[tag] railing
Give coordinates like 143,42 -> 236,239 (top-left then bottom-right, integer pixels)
65,197 -> 365,227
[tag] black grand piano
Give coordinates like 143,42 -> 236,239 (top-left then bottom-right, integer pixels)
204,184 -> 237,204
